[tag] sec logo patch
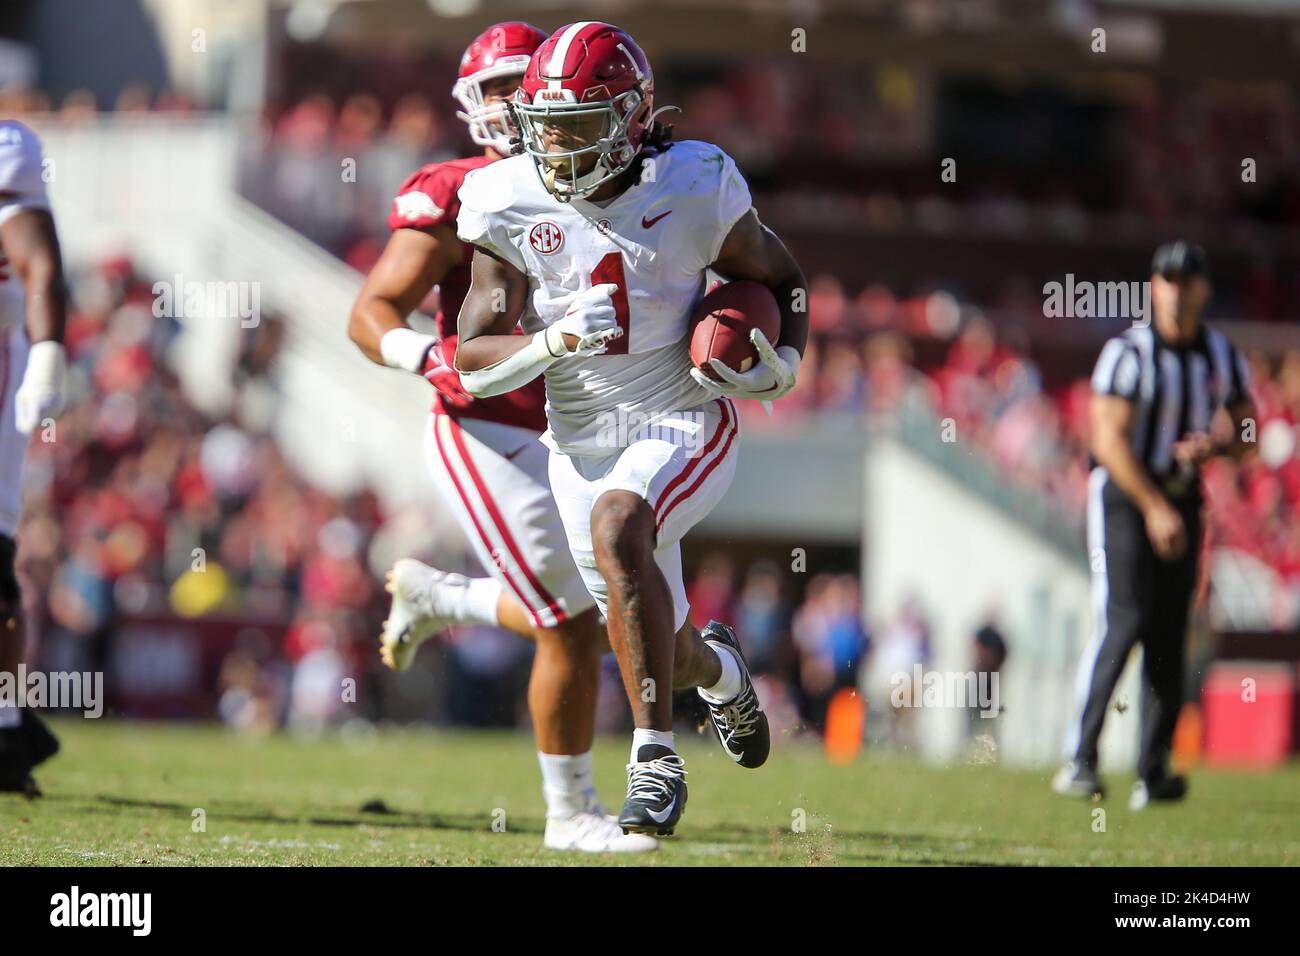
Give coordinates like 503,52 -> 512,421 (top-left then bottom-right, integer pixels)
529,221 -> 565,255
595,218 -> 613,237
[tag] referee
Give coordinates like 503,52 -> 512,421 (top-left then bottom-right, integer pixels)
1053,241 -> 1255,811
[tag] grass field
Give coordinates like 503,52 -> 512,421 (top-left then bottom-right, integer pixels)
1,719 -> 1296,866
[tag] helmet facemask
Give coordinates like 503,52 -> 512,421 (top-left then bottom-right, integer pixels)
513,89 -> 646,202
452,60 -> 530,154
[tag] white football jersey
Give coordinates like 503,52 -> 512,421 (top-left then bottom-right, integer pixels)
0,120 -> 49,329
457,140 -> 753,455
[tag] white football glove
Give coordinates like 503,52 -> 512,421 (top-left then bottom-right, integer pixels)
542,283 -> 624,358
14,340 -> 67,435
689,329 -> 801,402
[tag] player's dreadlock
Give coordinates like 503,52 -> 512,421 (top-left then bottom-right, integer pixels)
629,107 -> 678,183
641,113 -> 676,153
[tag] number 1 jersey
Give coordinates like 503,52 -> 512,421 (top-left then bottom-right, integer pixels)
457,140 -> 752,456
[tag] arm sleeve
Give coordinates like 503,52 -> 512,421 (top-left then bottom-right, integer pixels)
0,122 -> 50,227
457,331 -> 558,398
1091,338 -> 1140,399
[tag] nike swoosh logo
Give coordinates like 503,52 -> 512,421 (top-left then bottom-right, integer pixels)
645,803 -> 676,823
641,210 -> 672,228
503,444 -> 530,462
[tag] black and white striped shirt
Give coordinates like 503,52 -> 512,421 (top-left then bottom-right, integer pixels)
1090,324 -> 1251,480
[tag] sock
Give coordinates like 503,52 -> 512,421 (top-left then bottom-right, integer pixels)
448,577 -> 501,626
630,728 -> 675,763
698,643 -> 742,704
537,750 -> 596,818
0,703 -> 18,728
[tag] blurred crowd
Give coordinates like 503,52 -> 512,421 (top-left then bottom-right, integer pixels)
237,67 -> 1300,321
746,284 -> 1300,625
5,55 -> 1297,321
10,52 -> 1285,318
18,256 -> 386,730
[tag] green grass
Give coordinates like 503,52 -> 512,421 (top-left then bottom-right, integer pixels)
1,720 -> 1296,866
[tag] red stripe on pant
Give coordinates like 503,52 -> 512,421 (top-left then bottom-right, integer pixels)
442,415 -> 566,627
653,399 -> 735,535
431,416 -> 546,627
655,403 -> 738,538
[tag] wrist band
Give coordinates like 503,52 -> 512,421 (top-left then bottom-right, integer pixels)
379,327 -> 437,373
542,324 -> 568,358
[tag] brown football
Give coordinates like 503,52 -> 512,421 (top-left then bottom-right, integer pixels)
689,280 -> 782,381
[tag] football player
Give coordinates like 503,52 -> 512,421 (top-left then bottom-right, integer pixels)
348,22 -> 654,853
454,22 -> 808,834
0,120 -> 67,796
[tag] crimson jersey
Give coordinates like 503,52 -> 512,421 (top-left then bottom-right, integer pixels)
388,156 -> 547,432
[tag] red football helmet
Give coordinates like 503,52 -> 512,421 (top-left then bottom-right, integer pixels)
452,21 -> 548,153
513,21 -> 657,201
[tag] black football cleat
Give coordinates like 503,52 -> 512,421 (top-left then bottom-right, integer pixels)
697,621 -> 770,768
1051,760 -> 1106,800
618,745 -> 687,837
1129,774 -> 1188,811
22,710 -> 59,768
0,722 -> 35,796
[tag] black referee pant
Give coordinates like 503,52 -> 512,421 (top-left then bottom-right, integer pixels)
1069,469 -> 1202,782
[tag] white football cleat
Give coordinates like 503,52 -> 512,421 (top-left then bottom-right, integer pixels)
379,559 -> 463,672
544,810 -> 659,854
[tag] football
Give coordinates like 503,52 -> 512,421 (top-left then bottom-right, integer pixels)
689,279 -> 782,380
